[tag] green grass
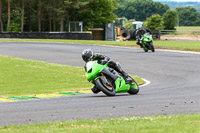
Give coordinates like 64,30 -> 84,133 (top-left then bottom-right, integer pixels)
0,55 -> 143,97
174,26 -> 200,35
0,114 -> 200,133
0,39 -> 200,52
176,26 -> 200,31
154,40 -> 200,51
0,39 -> 136,47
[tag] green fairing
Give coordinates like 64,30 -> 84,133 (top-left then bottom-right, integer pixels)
85,61 -> 107,81
115,78 -> 130,93
141,34 -> 152,42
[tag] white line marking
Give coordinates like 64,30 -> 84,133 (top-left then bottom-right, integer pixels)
155,49 -> 200,54
104,45 -> 200,55
139,78 -> 151,88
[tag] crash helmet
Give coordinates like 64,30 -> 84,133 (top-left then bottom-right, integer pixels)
82,49 -> 93,62
139,27 -> 143,31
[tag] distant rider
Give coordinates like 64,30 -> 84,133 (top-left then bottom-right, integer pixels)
82,49 -> 130,93
135,27 -> 152,47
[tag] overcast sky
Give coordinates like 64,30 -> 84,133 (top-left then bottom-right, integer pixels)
156,0 -> 200,2
171,0 -> 200,1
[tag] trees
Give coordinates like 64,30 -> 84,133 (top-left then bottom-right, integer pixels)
197,14 -> 200,26
163,10 -> 177,30
114,0 -> 169,21
37,0 -> 42,32
146,10 -> 177,31
0,0 -> 3,32
176,7 -> 200,26
74,0 -> 118,30
146,14 -> 163,31
1,0 -> 200,32
21,0 -> 24,32
0,0 -> 118,32
7,0 -> 10,31
56,0 -> 90,32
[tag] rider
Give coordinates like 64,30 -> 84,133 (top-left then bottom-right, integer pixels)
135,27 -> 152,48
82,49 -> 130,93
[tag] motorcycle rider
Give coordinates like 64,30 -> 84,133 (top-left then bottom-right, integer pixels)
82,49 -> 131,93
135,27 -> 152,48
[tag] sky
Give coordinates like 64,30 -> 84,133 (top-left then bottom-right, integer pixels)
155,0 -> 200,2
170,0 -> 200,1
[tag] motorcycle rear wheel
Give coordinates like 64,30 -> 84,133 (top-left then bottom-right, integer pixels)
128,79 -> 139,95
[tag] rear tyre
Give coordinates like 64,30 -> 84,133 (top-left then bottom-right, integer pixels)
95,78 -> 115,96
128,79 -> 139,95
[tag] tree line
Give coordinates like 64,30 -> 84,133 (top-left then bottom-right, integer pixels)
145,6 -> 200,31
114,0 -> 170,21
0,0 -> 200,33
0,0 -> 118,32
176,6 -> 200,26
160,1 -> 200,13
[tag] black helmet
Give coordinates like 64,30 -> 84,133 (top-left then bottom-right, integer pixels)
82,49 -> 93,62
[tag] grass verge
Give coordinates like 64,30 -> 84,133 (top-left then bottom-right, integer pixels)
0,39 -> 200,52
175,26 -> 200,31
154,40 -> 200,52
0,114 -> 200,133
0,55 -> 143,97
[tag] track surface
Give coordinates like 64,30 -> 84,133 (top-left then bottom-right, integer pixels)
0,42 -> 200,126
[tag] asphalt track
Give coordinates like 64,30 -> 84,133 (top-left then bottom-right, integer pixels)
0,42 -> 200,126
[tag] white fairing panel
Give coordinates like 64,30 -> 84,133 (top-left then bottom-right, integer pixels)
86,61 -> 94,72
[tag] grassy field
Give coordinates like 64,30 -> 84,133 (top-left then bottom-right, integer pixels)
162,26 -> 200,35
0,39 -> 199,52
0,114 -> 200,133
175,26 -> 200,31
0,55 -> 143,97
0,39 -> 135,47
154,41 -> 200,51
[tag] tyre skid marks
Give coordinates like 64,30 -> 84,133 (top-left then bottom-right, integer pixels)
0,78 -> 150,103
0,98 -> 15,102
0,91 -> 90,103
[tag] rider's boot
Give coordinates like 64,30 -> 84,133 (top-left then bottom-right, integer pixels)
91,86 -> 100,94
139,43 -> 143,48
137,39 -> 143,48
121,71 -> 133,84
121,71 -> 129,82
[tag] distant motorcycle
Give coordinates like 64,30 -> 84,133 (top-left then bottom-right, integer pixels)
85,61 -> 139,96
141,33 -> 155,52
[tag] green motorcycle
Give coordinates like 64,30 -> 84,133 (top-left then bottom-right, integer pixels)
85,61 -> 139,96
141,33 -> 155,52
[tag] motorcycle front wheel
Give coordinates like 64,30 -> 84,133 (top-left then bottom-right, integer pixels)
149,43 -> 155,52
144,48 -> 148,52
95,77 -> 115,96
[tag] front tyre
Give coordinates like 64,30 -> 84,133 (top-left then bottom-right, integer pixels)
149,43 -> 155,52
128,79 -> 139,95
95,78 -> 115,96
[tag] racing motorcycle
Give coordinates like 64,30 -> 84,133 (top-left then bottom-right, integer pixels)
141,33 -> 155,52
85,60 -> 139,96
